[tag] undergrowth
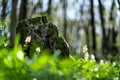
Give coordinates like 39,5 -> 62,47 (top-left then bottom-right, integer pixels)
0,35 -> 120,80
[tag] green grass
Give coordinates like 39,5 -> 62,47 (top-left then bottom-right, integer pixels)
0,35 -> 120,80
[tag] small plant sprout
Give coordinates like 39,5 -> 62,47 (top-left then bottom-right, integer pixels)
25,35 -> 31,43
83,45 -> 89,61
35,47 -> 41,54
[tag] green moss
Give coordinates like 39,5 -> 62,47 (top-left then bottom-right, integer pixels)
16,16 -> 69,57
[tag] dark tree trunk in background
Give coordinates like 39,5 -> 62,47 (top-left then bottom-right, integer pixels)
19,0 -> 28,21
1,0 -> 8,22
46,0 -> 52,20
32,0 -> 43,14
9,0 -> 18,46
111,27 -> 118,55
1,0 -> 8,36
90,0 -> 96,54
85,25 -> 90,49
62,0 -> 67,41
109,0 -> 118,56
47,0 -> 52,15
80,0 -> 90,49
98,0 -> 106,55
118,0 -> 120,10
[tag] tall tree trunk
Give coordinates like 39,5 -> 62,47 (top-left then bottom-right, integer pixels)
109,0 -> 118,56
32,0 -> 43,14
47,0 -> 52,15
98,0 -> 106,55
46,0 -> 52,20
19,0 -> 27,21
62,0 -> 67,41
90,0 -> 96,54
9,0 -> 18,46
1,0 -> 8,22
1,0 -> 8,36
80,0 -> 90,49
111,27 -> 118,56
85,25 -> 90,49
118,0 -> 120,10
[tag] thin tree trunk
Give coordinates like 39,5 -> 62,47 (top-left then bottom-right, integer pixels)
98,0 -> 106,55
85,25 -> 90,49
63,0 -> 67,41
90,0 -> 96,54
1,0 -> 8,22
111,27 -> 118,56
9,0 -> 18,46
110,0 -> 118,56
1,0 -> 8,36
19,0 -> 27,21
32,0 -> 43,14
80,0 -> 90,49
47,0 -> 52,15
118,0 -> 120,10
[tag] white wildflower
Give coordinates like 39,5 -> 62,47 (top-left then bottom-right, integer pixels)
58,70 -> 64,76
25,35 -> 31,43
114,77 -> 119,80
35,47 -> 41,53
94,66 -> 99,72
100,59 -> 104,65
112,62 -> 116,66
96,74 -> 99,78
84,52 -> 89,61
33,78 -> 37,80
83,45 -> 88,53
7,55 -> 12,61
17,50 -> 24,60
4,43 -> 8,47
83,45 -> 89,61
91,54 -> 95,62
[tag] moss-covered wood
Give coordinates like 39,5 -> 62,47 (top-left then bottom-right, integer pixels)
16,16 -> 69,57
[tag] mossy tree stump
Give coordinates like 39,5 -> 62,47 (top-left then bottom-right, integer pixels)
16,16 -> 69,57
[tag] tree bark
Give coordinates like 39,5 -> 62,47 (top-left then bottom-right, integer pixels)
32,0 -> 43,14
98,0 -> 106,55
80,0 -> 90,49
47,0 -> 52,15
1,0 -> 8,22
85,25 -> 90,49
90,0 -> 96,54
0,0 -> 8,36
62,0 -> 67,41
118,0 -> 120,10
110,0 -> 118,56
9,0 -> 18,46
19,0 -> 27,21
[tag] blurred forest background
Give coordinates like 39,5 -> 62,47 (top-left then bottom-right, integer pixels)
0,0 -> 120,60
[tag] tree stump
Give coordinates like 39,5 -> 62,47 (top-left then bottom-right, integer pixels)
16,16 -> 69,57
